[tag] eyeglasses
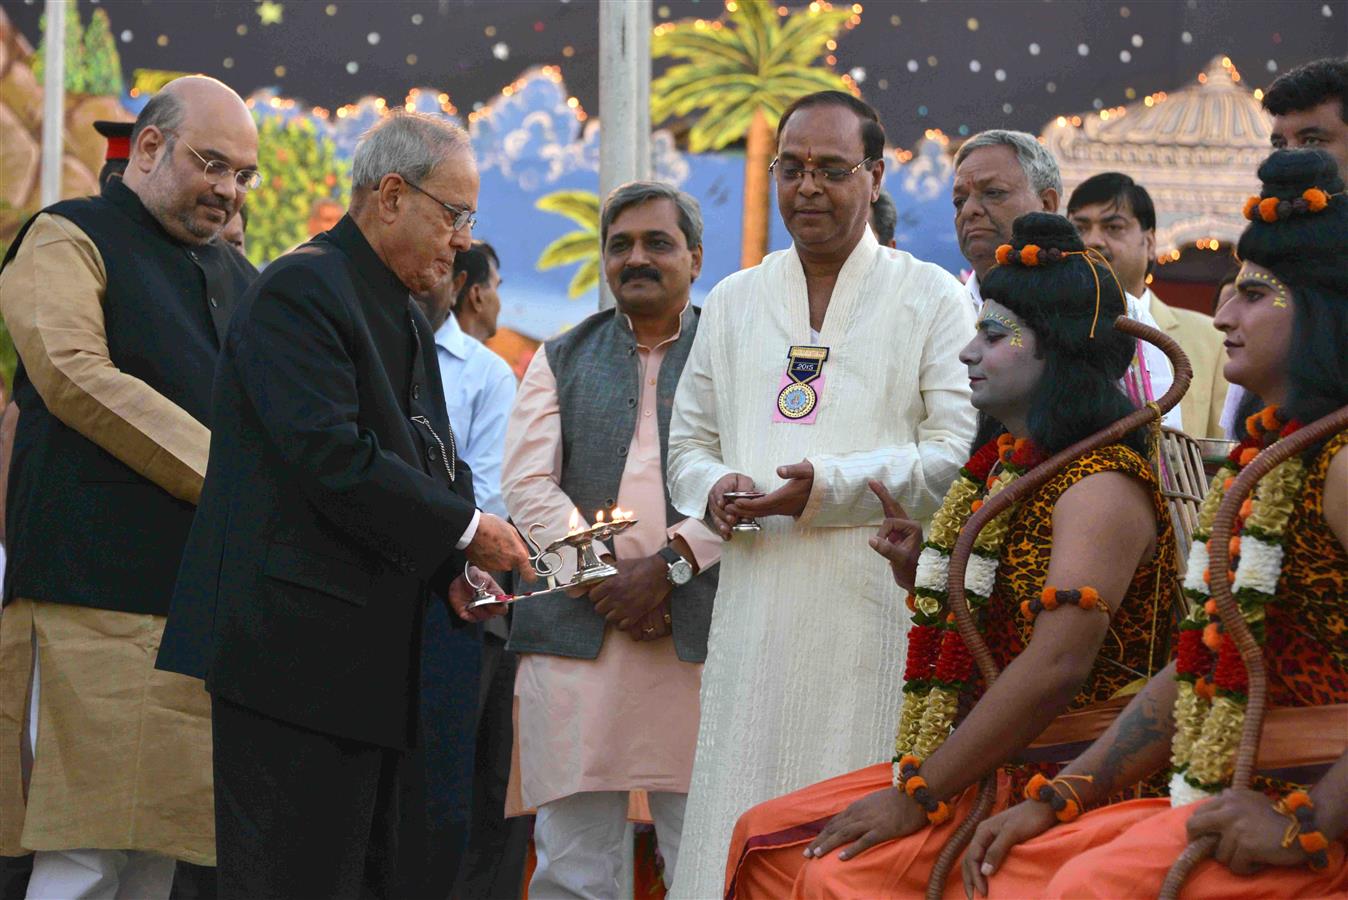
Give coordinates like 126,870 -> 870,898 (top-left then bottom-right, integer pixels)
180,140 -> 263,192
403,180 -> 478,232
770,157 -> 875,184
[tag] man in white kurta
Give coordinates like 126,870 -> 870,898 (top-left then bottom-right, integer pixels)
665,94 -> 977,898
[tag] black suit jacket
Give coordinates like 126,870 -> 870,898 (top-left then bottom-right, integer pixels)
158,216 -> 477,750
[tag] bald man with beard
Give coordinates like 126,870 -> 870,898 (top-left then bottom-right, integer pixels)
0,76 -> 259,898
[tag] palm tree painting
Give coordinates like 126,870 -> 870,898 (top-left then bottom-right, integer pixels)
652,1 -> 858,268
535,189 -> 602,299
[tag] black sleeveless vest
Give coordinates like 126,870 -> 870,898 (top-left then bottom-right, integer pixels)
1,180 -> 256,615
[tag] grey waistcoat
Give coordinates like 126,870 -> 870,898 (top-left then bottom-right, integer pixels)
507,304 -> 717,663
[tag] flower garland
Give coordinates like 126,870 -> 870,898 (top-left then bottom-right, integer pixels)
892,433 -> 1041,786
1169,406 -> 1306,806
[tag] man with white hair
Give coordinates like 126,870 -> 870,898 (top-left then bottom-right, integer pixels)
952,129 -> 1179,428
157,112 -> 533,896
0,75 -> 258,898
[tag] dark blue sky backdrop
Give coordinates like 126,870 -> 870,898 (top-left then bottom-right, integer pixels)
5,0 -> 1346,147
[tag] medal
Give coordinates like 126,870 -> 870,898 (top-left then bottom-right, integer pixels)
775,345 -> 829,422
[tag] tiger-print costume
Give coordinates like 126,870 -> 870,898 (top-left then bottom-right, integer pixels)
969,443 -> 1177,797
1264,429 -> 1348,709
984,443 -> 1176,705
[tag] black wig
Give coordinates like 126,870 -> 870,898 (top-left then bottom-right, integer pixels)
976,212 -> 1148,457
1236,149 -> 1348,431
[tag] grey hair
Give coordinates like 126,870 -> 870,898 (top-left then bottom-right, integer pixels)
600,181 -> 703,250
955,129 -> 1063,196
351,112 -> 472,198
130,90 -> 186,152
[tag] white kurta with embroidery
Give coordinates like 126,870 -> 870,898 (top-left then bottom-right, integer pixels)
666,230 -> 977,898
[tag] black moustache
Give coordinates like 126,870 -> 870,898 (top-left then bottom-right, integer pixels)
621,267 -> 661,284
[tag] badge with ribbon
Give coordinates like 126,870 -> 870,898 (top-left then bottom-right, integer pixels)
773,345 -> 829,424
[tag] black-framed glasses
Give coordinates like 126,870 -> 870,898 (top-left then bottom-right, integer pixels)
770,157 -> 876,184
180,139 -> 263,192
403,179 -> 478,232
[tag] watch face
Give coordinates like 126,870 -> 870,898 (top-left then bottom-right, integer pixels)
669,559 -> 693,585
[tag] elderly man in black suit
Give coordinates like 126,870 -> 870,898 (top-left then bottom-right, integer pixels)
157,111 -> 533,899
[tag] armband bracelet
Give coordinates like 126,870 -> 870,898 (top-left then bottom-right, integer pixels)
1277,791 -> 1331,871
895,754 -> 951,825
1024,773 -> 1093,823
1020,585 -> 1109,624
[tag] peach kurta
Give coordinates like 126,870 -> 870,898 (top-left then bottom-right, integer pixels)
503,324 -> 722,814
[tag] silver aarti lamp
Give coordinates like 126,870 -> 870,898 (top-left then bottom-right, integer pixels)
466,509 -> 639,610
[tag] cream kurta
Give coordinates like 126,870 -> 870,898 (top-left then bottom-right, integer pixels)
503,327 -> 722,814
666,230 -> 977,898
0,214 -> 214,863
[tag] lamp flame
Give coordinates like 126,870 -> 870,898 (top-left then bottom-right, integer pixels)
568,509 -> 582,534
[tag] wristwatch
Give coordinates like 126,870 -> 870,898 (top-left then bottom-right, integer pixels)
658,546 -> 694,586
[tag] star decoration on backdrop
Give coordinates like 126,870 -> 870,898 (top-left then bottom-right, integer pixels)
256,1 -> 284,26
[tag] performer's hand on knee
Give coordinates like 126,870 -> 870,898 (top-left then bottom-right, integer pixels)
466,513 -> 536,580
868,480 -> 922,591
1186,788 -> 1305,874
708,472 -> 756,538
962,801 -> 1057,897
804,787 -> 924,861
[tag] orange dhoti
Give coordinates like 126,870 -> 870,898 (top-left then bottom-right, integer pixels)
986,798 -> 1348,899
726,762 -> 1014,899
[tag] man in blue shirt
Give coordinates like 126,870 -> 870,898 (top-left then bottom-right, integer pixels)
417,240 -> 516,517
412,240 -> 528,898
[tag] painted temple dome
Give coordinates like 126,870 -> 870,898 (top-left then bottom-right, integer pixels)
1042,55 -> 1272,261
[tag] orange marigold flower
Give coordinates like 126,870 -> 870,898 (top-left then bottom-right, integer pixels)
927,801 -> 951,825
1242,196 -> 1261,221
904,775 -> 928,797
1041,586 -> 1058,606
1203,567 -> 1212,585
1284,791 -> 1313,812
906,592 -> 917,612
1238,447 -> 1259,466
1299,831 -> 1330,853
1245,412 -> 1262,436
1205,598 -> 1218,615
1020,244 -> 1042,266
970,499 -> 983,513
997,433 -> 1016,450
1228,535 -> 1241,558
1078,586 -> 1100,609
1239,497 -> 1254,520
1056,799 -> 1081,822
1258,197 -> 1281,223
1303,188 -> 1329,212
995,244 -> 1014,265
1194,677 -> 1216,701
1260,406 -> 1281,430
899,754 -> 922,772
1020,599 -> 1034,619
1203,622 -> 1222,651
1023,773 -> 1052,801
1223,477 -> 1236,491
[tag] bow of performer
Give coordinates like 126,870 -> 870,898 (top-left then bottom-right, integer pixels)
723,211 -> 1179,898
155,111 -> 534,898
